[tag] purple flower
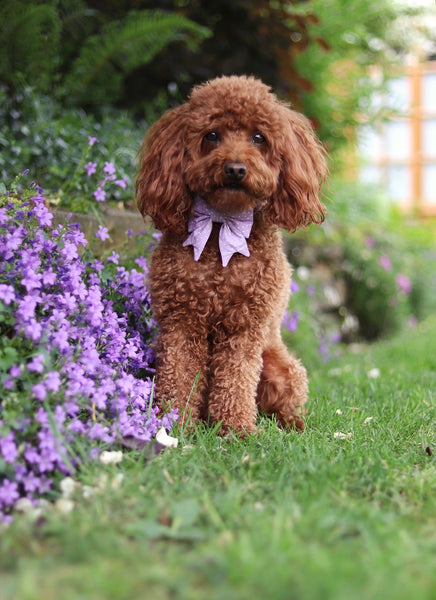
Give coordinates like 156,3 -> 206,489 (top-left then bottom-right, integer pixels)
96,226 -> 109,241
42,270 -> 57,286
282,310 -> 299,332
135,256 -> 148,270
88,136 -> 99,146
32,383 -> 47,401
28,355 -> 45,373
306,284 -> 315,296
379,255 -> 392,271
0,433 -> 18,463
94,187 -> 106,202
44,371 -> 61,393
103,162 -> 116,176
23,471 -> 42,494
61,242 -> 78,261
396,274 -> 412,294
24,319 -> 43,341
115,177 -> 127,189
9,365 -> 22,378
107,251 -> 119,264
22,269 -> 41,292
16,295 -> 37,320
0,480 -> 19,508
290,280 -> 300,293
3,378 -> 14,390
0,284 -> 15,304
85,162 -> 97,177
24,446 -> 40,464
33,203 -> 53,227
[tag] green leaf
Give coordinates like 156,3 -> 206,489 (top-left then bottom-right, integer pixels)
0,346 -> 19,371
62,10 -> 210,106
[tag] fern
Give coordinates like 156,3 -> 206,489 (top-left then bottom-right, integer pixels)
0,1 -> 60,94
61,10 -> 210,106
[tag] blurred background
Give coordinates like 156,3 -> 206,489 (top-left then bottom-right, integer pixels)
1,0 -> 435,359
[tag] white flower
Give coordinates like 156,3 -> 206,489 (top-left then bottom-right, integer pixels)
297,266 -> 310,281
15,497 -> 34,514
335,409 -> 343,415
334,432 -> 353,440
96,473 -> 109,491
54,498 -> 75,514
99,450 -> 123,465
156,427 -> 178,448
59,477 -> 77,498
111,473 -> 124,490
82,485 -> 96,499
367,368 -> 380,379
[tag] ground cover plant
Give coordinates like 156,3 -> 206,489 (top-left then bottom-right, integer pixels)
0,87 -> 144,213
0,175 -> 176,522
0,314 -> 435,599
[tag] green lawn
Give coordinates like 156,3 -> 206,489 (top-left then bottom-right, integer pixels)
1,316 -> 435,600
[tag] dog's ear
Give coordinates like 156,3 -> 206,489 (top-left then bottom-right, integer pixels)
269,107 -> 328,232
136,104 -> 191,233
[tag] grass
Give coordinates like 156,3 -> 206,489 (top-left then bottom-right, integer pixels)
1,315 -> 435,600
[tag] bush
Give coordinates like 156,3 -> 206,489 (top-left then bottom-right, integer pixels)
0,86 -> 144,212
285,179 -> 436,348
0,175 -> 176,523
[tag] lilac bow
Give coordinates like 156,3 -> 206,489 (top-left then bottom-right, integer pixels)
183,196 -> 253,267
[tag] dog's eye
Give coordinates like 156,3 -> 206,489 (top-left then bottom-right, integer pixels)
204,131 -> 220,143
252,132 -> 266,146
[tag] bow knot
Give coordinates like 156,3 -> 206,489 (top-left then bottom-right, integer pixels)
183,196 -> 253,267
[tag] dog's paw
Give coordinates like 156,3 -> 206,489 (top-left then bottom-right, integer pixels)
277,412 -> 306,431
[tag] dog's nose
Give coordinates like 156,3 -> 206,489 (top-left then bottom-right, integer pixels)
224,162 -> 247,183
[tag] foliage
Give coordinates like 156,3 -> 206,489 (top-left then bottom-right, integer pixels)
0,317 -> 435,598
60,9 -> 210,108
0,1 -> 60,95
293,0 -> 406,152
0,86 -> 143,210
0,176 -> 176,522
0,1 -> 209,111
124,0 -> 416,155
1,0 -> 424,159
119,0 -> 323,110
285,180 -> 436,345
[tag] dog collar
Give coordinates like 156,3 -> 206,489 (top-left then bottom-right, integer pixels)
183,196 -> 253,267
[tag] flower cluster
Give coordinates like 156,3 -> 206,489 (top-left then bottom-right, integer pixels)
281,271 -> 342,363
0,181 -> 176,522
60,136 -> 131,213
84,136 -> 128,204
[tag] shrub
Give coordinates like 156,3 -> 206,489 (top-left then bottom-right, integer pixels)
0,175 -> 176,523
0,86 -> 144,212
285,180 -> 436,344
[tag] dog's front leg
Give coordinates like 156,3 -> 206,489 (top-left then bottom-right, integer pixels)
206,330 -> 263,435
154,326 -> 209,426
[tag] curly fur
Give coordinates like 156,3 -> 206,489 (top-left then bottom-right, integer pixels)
136,75 -> 327,435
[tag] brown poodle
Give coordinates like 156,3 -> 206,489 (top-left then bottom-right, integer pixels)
136,75 -> 327,435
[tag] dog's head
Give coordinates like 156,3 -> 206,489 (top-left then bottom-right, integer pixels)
136,75 -> 327,233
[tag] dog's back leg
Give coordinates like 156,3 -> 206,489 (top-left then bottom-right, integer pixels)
256,344 -> 308,430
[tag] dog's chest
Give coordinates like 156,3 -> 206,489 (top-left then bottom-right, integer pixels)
154,228 -> 287,317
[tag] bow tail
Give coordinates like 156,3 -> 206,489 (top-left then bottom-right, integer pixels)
219,222 -> 251,267
183,216 -> 213,261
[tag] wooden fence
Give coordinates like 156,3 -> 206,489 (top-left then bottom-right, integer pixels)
359,61 -> 436,216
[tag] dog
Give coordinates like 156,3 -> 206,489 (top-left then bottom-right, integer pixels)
136,75 -> 327,435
